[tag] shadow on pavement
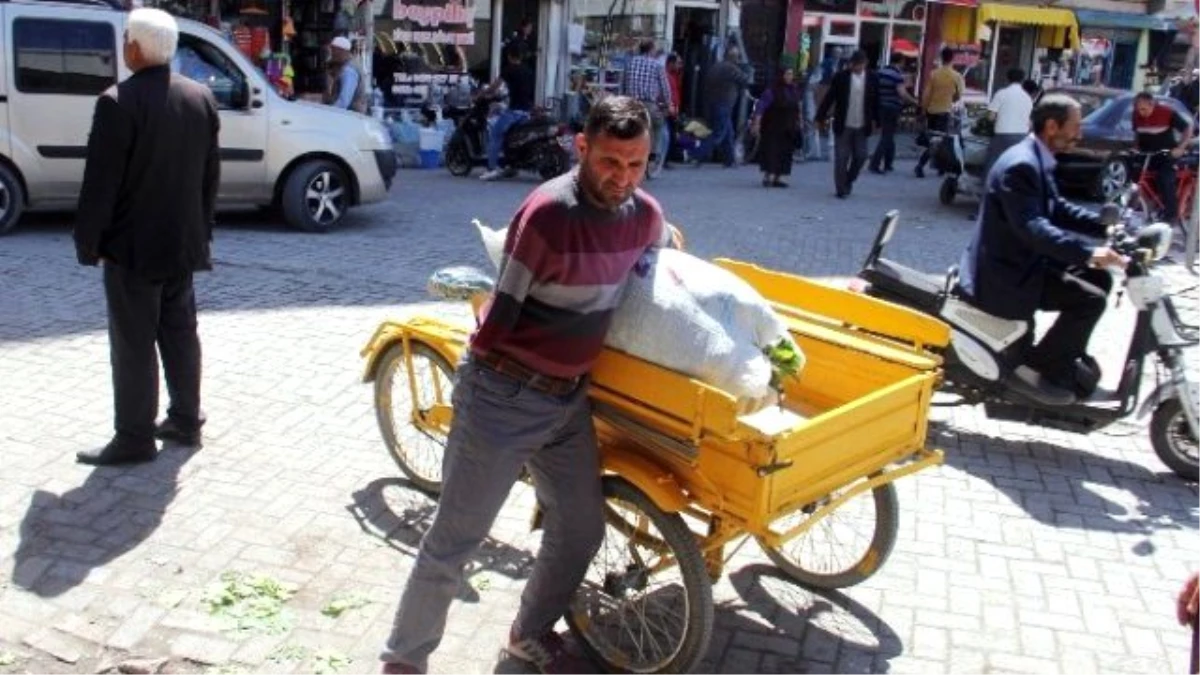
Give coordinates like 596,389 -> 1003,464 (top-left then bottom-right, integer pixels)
10,444 -> 197,598
717,564 -> 904,673
932,421 -> 1199,543
347,476 -> 537,604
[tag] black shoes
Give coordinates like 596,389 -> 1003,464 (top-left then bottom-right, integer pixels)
915,166 -> 925,178
156,418 -> 203,446
76,440 -> 157,466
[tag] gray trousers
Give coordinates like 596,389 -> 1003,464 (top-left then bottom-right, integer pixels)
380,358 -> 605,671
834,127 -> 869,195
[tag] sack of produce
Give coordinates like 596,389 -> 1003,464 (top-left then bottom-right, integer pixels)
476,222 -> 804,411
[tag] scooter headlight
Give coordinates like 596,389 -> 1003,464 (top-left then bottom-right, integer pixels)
1137,222 -> 1174,260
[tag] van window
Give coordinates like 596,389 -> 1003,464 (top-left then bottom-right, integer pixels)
173,35 -> 248,109
14,18 -> 117,95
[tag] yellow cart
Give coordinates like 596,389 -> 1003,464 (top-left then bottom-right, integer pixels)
361,258 -> 951,674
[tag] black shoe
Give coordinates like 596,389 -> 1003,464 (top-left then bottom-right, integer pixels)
884,166 -> 895,173
868,166 -> 885,175
156,418 -> 202,446
772,180 -> 789,188
77,440 -> 157,466
836,191 -> 848,199
914,166 -> 925,178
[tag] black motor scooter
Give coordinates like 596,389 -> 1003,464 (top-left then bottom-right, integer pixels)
442,93 -> 572,181
854,201 -> 1199,480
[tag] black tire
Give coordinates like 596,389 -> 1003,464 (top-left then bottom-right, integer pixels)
758,475 -> 899,589
444,135 -> 473,177
568,476 -> 713,674
282,159 -> 351,233
373,342 -> 456,494
0,163 -> 26,235
537,144 -> 569,181
1150,398 -> 1199,481
939,177 -> 958,206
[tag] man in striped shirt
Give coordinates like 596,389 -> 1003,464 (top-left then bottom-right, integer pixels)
380,95 -> 679,675
869,54 -> 917,174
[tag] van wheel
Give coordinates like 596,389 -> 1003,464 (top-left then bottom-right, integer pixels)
282,160 -> 350,233
0,164 -> 26,235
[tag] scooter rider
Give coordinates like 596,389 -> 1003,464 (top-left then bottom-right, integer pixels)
481,45 -> 536,182
957,93 -> 1127,398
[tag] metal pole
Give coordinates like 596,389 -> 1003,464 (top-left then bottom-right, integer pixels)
490,0 -> 504,82
986,21 -> 1000,99
1185,157 -> 1195,270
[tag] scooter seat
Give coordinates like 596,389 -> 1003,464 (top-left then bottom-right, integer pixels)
873,258 -> 945,298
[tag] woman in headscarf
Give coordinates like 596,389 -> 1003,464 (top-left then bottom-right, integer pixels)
752,67 -> 803,187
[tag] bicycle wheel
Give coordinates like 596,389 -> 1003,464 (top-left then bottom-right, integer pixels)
373,341 -> 455,494
757,473 -> 899,590
567,477 -> 713,674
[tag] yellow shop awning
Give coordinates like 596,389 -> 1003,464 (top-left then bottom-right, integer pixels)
977,3 -> 1081,49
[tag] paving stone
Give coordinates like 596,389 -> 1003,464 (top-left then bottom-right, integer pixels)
168,633 -> 238,665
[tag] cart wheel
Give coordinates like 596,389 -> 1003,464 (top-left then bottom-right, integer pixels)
757,474 -> 899,589
568,477 -> 713,674
373,341 -> 455,494
939,177 -> 958,205
1150,397 -> 1199,481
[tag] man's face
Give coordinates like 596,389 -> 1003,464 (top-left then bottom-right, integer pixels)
575,130 -> 650,210
331,47 -> 350,64
1135,98 -> 1155,118
851,61 -> 866,74
1046,106 -> 1083,152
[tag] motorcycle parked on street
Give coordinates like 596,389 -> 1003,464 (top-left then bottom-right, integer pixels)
442,93 -> 572,181
853,200 -> 1199,480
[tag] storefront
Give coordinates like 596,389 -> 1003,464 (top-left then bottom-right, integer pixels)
139,0 -> 374,102
1071,10 -> 1175,91
919,0 -> 1078,101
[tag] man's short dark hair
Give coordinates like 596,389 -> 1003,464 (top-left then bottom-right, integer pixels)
890,53 -> 905,65
1006,68 -> 1025,84
941,47 -> 956,64
849,50 -> 868,65
1134,91 -> 1155,103
639,40 -> 655,55
584,95 -> 651,140
1031,93 -> 1081,133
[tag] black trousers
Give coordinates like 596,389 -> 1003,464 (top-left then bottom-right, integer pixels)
103,264 -> 202,446
1148,153 -> 1179,224
916,113 -> 951,171
870,107 -> 900,171
1026,266 -> 1112,373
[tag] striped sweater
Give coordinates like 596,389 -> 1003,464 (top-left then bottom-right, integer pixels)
471,171 -> 669,378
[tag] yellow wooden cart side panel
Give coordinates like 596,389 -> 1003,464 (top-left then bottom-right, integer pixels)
784,333 -> 919,410
781,312 -> 943,372
714,258 -> 952,351
764,371 -> 936,513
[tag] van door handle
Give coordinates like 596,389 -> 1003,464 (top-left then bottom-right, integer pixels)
251,99 -> 264,109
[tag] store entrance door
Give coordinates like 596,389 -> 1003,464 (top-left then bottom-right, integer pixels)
672,5 -> 719,118
861,21 -> 887,66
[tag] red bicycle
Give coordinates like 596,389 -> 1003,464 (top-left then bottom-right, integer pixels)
1128,147 -> 1195,234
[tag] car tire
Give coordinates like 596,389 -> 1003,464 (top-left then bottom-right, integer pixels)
1095,156 -> 1129,202
0,163 -> 26,236
282,159 -> 351,233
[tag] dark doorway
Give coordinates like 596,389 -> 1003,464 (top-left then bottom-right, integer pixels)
673,7 -> 719,118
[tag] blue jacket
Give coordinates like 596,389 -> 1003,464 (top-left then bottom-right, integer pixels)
958,135 -> 1105,320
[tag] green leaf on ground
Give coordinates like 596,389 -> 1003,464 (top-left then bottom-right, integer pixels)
266,644 -> 310,663
469,573 -> 492,592
201,571 -> 298,635
0,651 -> 17,667
321,592 -> 372,618
311,650 -> 351,675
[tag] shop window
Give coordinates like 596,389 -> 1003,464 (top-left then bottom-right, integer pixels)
174,35 -> 250,110
807,0 -> 856,15
13,18 -> 117,96
375,0 -> 490,107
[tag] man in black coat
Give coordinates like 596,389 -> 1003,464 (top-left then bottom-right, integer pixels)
73,8 -> 220,465
816,50 -> 879,198
958,94 -> 1125,395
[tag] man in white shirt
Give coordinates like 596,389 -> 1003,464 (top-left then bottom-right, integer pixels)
984,68 -> 1034,178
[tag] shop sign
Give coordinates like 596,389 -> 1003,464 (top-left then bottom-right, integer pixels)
949,43 -> 982,66
392,72 -> 470,97
391,0 -> 476,45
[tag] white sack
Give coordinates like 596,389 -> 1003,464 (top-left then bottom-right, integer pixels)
475,221 -> 804,408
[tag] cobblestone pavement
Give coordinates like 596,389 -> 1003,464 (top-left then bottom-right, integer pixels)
1,158 -> 1197,675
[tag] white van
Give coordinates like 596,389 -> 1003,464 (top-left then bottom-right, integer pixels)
0,0 -> 397,234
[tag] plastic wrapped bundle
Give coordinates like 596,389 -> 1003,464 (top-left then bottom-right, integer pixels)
427,265 -> 495,301
476,222 -> 804,411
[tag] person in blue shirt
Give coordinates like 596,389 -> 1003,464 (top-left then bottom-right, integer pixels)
325,36 -> 367,113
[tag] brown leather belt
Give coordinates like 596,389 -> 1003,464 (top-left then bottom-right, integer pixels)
474,351 -> 583,397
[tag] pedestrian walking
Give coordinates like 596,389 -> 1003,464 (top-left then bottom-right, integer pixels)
915,47 -> 964,178
816,50 -> 879,198
869,53 -> 918,174
73,8 -> 219,465
983,68 -> 1034,179
751,68 -> 802,187
378,95 -> 680,675
694,46 -> 751,166
621,40 -> 674,172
